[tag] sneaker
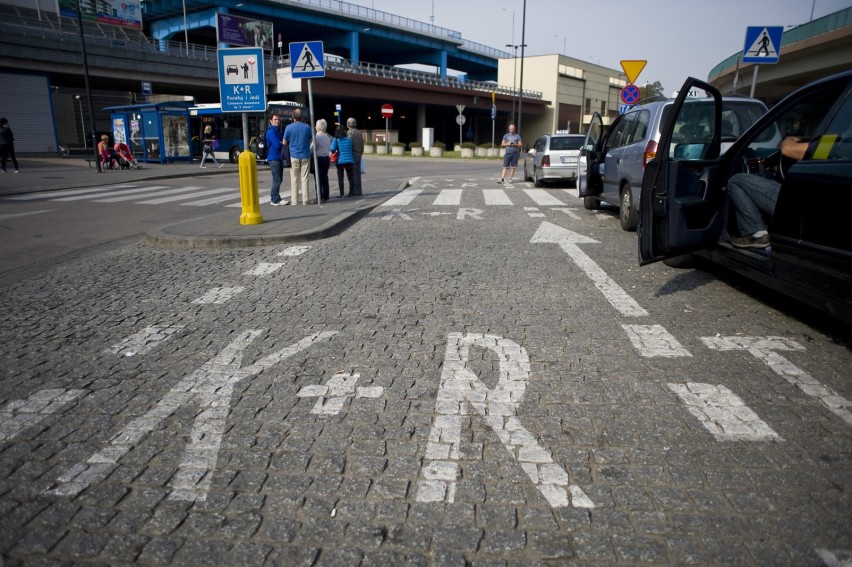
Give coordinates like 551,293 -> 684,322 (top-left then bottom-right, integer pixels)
217,163 -> 224,168
270,200 -> 283,206
14,170 -> 20,173
200,166 -> 206,169
731,233 -> 770,249
497,178 -> 504,184
507,178 -> 514,183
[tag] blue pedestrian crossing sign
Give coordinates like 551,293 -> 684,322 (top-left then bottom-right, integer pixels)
742,26 -> 783,64
289,41 -> 325,79
218,47 -> 266,112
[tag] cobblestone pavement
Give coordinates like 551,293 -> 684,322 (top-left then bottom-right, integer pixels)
0,177 -> 850,565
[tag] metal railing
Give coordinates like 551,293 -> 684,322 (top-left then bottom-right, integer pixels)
276,56 -> 542,100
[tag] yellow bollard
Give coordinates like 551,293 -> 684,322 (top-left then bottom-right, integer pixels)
239,150 -> 263,225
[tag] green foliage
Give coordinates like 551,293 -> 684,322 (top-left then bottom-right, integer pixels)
432,141 -> 446,149
409,141 -> 422,148
460,142 -> 476,149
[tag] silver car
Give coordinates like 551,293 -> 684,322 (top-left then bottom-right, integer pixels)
522,132 -> 585,187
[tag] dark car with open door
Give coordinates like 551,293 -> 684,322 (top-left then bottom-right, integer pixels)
637,71 -> 852,326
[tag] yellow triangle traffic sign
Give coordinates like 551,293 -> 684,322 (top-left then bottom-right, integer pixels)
620,60 -> 647,84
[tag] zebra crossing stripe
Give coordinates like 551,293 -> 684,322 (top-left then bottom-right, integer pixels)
0,389 -> 86,441
524,189 -> 566,206
381,189 -> 422,207
483,189 -> 513,205
6,184 -> 137,200
433,189 -> 463,206
192,189 -> 243,206
137,187 -> 237,204
94,186 -> 206,203
54,185 -> 171,201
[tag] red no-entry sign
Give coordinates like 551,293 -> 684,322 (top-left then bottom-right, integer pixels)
381,104 -> 393,118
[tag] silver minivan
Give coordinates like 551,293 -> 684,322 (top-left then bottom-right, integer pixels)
578,95 -> 769,231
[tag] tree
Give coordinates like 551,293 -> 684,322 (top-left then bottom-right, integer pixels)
640,81 -> 665,99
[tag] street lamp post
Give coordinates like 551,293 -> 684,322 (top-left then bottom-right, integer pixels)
517,0 -> 527,136
505,43 -> 520,124
75,95 -> 85,148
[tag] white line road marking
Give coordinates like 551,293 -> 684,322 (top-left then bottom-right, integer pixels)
524,189 -> 566,206
380,189 -> 422,207
94,186 -> 204,203
278,245 -> 311,256
456,208 -> 483,220
434,189 -> 462,206
0,210 -> 55,220
524,207 -> 546,218
105,324 -> 185,356
190,189 -> 242,206
421,211 -> 452,217
815,548 -> 852,566
296,371 -> 384,415
46,330 -> 337,501
622,324 -> 691,357
0,389 -> 86,441
702,336 -> 852,426
531,221 -> 648,317
668,383 -> 781,441
192,287 -> 245,304
416,333 -> 595,509
54,185 -> 170,202
483,189 -> 513,206
552,207 -> 581,219
6,184 -> 136,200
562,188 -> 579,199
243,262 -> 285,276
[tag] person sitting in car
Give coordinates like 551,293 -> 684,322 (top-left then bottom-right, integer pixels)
725,136 -> 809,249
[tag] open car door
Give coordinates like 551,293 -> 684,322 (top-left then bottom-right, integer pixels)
577,112 -> 604,198
638,78 -> 725,265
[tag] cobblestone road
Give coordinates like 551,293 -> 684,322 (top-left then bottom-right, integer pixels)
1,176 -> 850,565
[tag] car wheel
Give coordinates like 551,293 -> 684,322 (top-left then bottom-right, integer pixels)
663,254 -> 695,268
533,168 -> 543,188
583,196 -> 600,210
230,146 -> 241,163
619,185 -> 639,231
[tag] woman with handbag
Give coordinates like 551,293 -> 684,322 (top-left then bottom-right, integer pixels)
313,119 -> 332,202
330,126 -> 355,197
200,125 -> 222,169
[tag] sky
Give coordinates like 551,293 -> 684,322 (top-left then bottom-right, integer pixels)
357,0 -> 852,95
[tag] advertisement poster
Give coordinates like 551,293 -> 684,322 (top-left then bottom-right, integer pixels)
58,0 -> 142,29
164,115 -> 190,158
111,116 -> 126,145
217,13 -> 273,51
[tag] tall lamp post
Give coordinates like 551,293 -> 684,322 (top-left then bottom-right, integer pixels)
505,44 -> 520,124
517,0 -> 527,137
75,95 -> 86,148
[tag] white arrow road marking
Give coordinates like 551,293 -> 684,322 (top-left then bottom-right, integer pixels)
0,210 -> 55,220
702,336 -> 852,426
815,548 -> 852,566
105,324 -> 185,356
296,371 -> 384,415
381,208 -> 415,220
524,207 -> 546,218
0,389 -> 86,441
623,324 -> 691,357
46,330 -> 336,501
416,333 -> 595,509
531,221 -> 648,317
193,287 -> 245,305
668,383 -> 781,441
380,189 -> 422,207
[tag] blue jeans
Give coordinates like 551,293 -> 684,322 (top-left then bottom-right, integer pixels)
726,173 -> 780,236
269,159 -> 283,203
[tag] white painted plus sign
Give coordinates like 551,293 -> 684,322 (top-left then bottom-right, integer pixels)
297,371 -> 384,415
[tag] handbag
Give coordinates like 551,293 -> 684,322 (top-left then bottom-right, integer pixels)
330,150 -> 338,164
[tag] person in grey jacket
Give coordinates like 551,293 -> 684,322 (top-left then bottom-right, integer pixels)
346,117 -> 364,196
0,117 -> 20,173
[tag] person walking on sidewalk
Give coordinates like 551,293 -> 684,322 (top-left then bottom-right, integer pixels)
346,117 -> 364,196
284,108 -> 313,205
499,123 -> 522,184
200,125 -> 223,169
265,113 -> 289,206
331,126 -> 355,197
0,117 -> 19,173
313,118 -> 332,202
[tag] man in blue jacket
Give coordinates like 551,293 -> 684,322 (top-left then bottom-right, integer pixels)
284,108 -> 314,205
265,114 -> 288,206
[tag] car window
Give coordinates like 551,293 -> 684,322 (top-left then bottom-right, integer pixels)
534,137 -> 546,152
743,82 -> 847,158
549,137 -> 583,151
606,113 -> 635,151
810,89 -> 852,161
625,110 -> 650,145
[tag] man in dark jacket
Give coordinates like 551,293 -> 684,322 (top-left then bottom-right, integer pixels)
346,117 -> 364,196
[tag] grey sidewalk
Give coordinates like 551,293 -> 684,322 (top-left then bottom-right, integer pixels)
1,157 -> 407,248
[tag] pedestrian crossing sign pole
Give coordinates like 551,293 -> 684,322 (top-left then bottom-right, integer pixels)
289,41 -> 325,206
741,26 -> 783,98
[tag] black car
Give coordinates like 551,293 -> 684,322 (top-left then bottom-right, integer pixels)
638,71 -> 852,325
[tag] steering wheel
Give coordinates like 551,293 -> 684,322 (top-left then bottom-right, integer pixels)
743,149 -> 787,180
